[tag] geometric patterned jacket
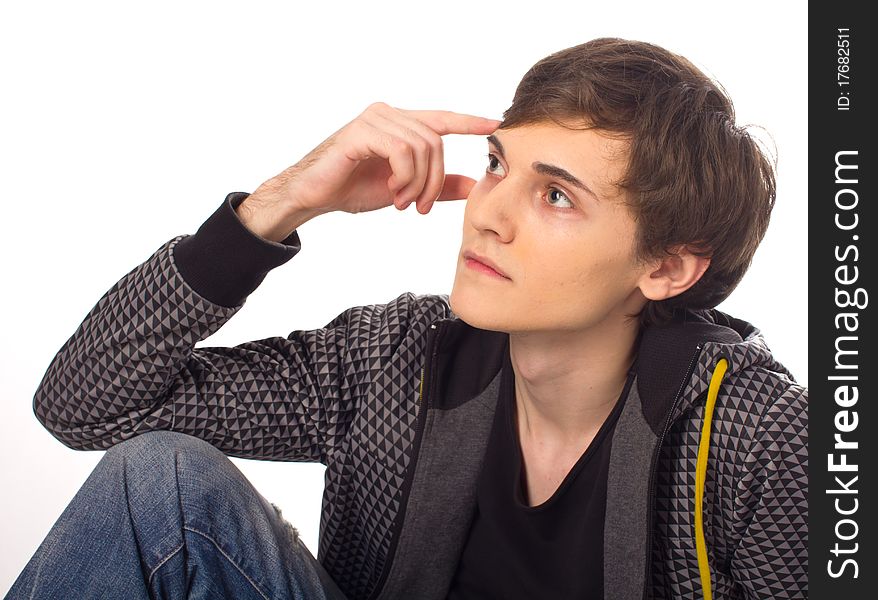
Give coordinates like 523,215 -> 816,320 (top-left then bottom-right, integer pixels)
32,192 -> 808,600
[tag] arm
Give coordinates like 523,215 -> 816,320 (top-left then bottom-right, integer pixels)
32,192 -> 445,463
731,383 -> 808,599
33,103 -> 496,461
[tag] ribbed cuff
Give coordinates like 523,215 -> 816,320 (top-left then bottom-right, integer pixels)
172,191 -> 302,308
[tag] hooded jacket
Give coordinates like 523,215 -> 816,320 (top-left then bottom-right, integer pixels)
33,192 -> 808,600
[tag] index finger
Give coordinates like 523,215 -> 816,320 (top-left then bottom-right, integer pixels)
398,108 -> 502,136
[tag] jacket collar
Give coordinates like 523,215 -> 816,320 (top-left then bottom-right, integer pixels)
633,308 -> 745,433
430,307 -> 781,428
428,317 -> 507,411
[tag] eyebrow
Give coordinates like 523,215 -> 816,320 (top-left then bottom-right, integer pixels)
486,134 -> 599,201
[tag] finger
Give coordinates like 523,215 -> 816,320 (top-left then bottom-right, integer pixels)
354,120 -> 417,209
387,113 -> 446,213
435,174 -> 478,202
398,108 -> 502,136
364,111 -> 431,208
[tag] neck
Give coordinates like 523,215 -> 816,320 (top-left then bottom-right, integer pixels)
509,315 -> 640,448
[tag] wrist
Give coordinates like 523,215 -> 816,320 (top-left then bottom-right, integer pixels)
236,189 -> 324,243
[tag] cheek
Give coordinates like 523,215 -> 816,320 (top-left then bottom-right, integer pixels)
559,234 -> 641,296
519,246 -> 586,294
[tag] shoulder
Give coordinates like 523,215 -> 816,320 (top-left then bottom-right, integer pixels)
322,291 -> 452,332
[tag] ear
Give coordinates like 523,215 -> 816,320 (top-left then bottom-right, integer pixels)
637,246 -> 711,301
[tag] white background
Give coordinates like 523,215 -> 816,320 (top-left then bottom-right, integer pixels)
0,1 -> 807,593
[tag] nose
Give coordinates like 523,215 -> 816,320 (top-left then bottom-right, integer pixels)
466,176 -> 516,241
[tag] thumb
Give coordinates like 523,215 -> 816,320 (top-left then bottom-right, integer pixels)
436,174 -> 478,202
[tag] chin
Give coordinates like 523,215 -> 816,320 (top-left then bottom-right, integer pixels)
448,283 -> 514,333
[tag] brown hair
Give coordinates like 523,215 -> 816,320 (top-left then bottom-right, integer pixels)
499,38 -> 777,327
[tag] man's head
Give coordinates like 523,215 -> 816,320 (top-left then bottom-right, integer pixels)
449,37 -> 776,332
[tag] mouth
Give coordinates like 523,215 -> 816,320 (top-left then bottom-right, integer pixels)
463,251 -> 511,280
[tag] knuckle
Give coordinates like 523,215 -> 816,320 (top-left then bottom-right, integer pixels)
391,136 -> 410,153
398,126 -> 425,151
411,135 -> 429,155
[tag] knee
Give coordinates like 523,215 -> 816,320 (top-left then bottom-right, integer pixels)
96,431 -> 286,548
106,430 -> 222,464
103,430 -> 234,491
98,430 -> 258,520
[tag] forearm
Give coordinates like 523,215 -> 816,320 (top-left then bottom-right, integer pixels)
33,193 -> 302,450
32,236 -> 243,449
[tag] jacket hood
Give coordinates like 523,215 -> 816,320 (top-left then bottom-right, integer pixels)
635,307 -> 797,433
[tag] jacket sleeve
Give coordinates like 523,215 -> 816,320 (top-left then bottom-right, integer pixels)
731,382 -> 808,599
32,191 -> 442,464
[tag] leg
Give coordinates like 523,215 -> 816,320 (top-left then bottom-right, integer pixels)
5,430 -> 347,600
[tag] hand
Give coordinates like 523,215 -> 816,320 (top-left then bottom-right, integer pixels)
251,102 -> 501,216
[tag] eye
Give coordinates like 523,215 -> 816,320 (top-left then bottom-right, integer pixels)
485,153 -> 505,176
485,152 -> 576,210
546,188 -> 575,209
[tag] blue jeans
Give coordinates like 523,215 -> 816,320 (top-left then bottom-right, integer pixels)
5,430 -> 348,600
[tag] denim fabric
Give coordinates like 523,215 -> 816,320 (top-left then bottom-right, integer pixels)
5,430 -> 348,600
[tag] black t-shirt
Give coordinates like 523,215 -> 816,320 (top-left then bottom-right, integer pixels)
446,347 -> 634,600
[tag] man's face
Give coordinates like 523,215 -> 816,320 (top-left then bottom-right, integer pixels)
449,122 -> 653,334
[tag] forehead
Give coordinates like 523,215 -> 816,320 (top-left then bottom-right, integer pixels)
490,122 -> 631,201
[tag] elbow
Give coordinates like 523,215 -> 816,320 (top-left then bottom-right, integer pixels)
32,389 -> 97,451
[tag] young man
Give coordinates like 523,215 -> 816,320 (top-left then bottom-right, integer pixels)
10,38 -> 806,599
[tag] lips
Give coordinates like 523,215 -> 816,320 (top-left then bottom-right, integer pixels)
463,250 -> 510,279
